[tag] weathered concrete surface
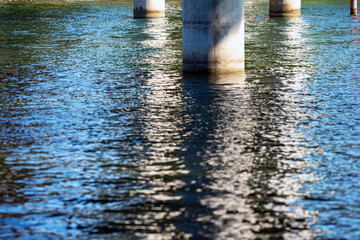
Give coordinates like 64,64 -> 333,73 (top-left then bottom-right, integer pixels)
269,0 -> 301,17
182,0 -> 245,74
133,0 -> 165,18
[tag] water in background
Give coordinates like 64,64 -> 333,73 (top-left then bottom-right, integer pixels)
0,0 -> 359,239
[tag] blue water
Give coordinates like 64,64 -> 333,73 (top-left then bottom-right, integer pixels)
0,0 -> 359,239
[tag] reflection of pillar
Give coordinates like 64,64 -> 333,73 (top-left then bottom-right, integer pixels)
351,0 -> 357,15
182,0 -> 245,74
134,0 -> 165,19
269,0 -> 301,17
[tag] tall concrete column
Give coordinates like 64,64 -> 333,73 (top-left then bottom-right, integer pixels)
269,0 -> 301,17
182,0 -> 245,74
134,0 -> 165,19
351,0 -> 357,15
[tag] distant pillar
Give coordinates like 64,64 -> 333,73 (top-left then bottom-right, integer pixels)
134,0 -> 165,19
351,0 -> 357,15
269,0 -> 301,17
182,0 -> 245,74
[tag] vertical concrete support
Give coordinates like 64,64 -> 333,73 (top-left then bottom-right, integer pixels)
269,0 -> 301,17
351,0 -> 357,15
182,0 -> 245,74
134,0 -> 165,19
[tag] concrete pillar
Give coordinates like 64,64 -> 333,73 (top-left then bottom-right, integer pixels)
133,0 -> 165,19
351,0 -> 357,15
182,0 -> 245,74
269,0 -> 301,17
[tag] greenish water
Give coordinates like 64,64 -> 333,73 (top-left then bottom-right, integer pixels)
0,0 -> 359,239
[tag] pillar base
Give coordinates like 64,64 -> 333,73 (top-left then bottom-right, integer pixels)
183,61 -> 245,75
134,11 -> 165,19
269,0 -> 301,17
133,0 -> 165,19
269,10 -> 301,17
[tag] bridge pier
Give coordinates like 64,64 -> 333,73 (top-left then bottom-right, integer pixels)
351,0 -> 357,15
269,0 -> 301,17
133,0 -> 165,19
182,0 -> 245,74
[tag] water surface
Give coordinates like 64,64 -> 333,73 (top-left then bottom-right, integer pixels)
0,0 -> 359,239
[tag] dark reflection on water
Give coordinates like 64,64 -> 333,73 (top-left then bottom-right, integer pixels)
0,0 -> 359,239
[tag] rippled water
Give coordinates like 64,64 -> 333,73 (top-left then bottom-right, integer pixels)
0,0 -> 359,239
